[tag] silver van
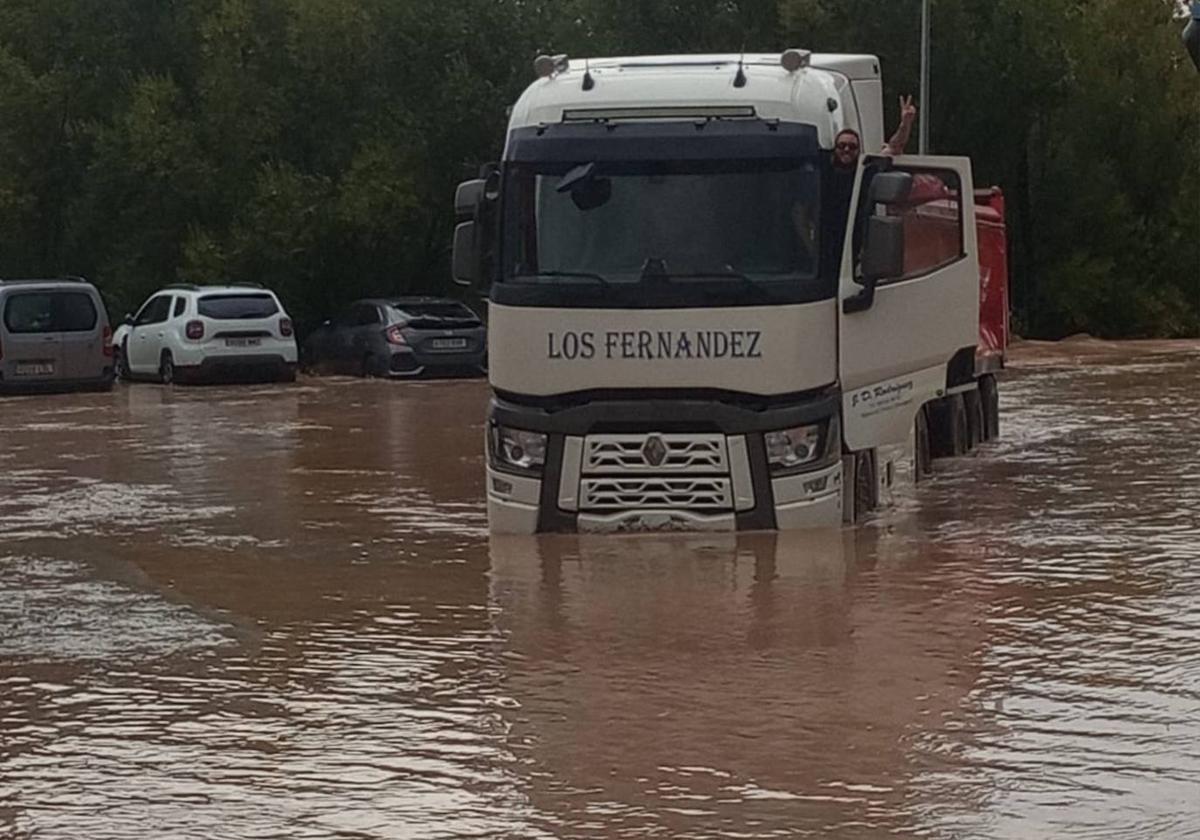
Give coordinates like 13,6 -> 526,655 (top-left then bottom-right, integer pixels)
0,278 -> 115,393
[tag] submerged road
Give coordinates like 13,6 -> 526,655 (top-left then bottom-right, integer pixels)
1,340 -> 1199,839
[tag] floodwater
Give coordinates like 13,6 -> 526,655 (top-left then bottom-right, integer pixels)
1,339 -> 1199,839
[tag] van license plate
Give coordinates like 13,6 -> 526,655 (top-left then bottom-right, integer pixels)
15,362 -> 54,376
226,338 -> 261,348
430,338 -> 467,350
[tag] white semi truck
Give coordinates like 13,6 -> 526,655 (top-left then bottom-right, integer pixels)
454,51 -> 1006,534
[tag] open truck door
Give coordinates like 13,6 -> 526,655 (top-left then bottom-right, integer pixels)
837,155 -> 979,453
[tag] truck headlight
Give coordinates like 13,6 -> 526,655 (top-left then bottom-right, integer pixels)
764,423 -> 824,472
490,424 -> 547,473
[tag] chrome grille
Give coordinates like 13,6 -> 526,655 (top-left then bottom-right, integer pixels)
580,477 -> 733,511
584,433 -> 727,474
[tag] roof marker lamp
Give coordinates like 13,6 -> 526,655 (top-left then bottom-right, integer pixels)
781,49 -> 812,73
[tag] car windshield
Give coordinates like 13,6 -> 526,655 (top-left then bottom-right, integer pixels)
503,158 -> 821,286
198,293 -> 279,319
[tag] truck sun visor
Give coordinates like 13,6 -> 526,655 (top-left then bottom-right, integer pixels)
506,120 -> 819,163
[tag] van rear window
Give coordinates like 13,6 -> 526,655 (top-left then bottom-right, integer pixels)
3,292 -> 98,334
198,294 -> 279,320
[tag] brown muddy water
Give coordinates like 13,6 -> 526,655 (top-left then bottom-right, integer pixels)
1,340 -> 1199,839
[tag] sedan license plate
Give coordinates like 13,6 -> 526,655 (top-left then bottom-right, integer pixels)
430,338 -> 467,350
225,338 -> 262,348
15,361 -> 54,376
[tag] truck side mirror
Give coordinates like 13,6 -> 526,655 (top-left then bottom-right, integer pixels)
869,171 -> 914,205
455,179 -> 485,221
844,216 -> 905,314
1185,4 -> 1200,73
452,221 -> 480,287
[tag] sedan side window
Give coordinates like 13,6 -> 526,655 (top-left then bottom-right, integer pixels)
356,305 -> 381,326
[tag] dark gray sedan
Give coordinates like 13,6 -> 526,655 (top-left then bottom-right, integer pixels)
302,298 -> 486,378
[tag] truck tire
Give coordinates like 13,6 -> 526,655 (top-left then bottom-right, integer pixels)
852,450 -> 877,522
964,387 -> 985,449
914,405 -> 933,482
929,394 -> 969,458
979,374 -> 1000,441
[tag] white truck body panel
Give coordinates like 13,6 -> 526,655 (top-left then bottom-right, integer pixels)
488,300 -> 837,397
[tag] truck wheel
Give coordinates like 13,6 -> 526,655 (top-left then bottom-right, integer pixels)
929,394 -> 969,458
964,388 -> 985,449
914,405 -> 933,482
980,375 -> 1000,440
853,450 -> 877,522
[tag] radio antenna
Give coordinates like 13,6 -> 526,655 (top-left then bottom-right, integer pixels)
733,49 -> 747,88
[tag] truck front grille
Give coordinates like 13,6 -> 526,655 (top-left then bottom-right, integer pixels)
580,477 -> 733,511
584,433 -> 727,474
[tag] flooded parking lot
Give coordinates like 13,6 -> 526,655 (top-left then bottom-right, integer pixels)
2,340 -> 1199,839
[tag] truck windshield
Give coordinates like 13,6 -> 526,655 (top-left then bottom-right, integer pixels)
501,158 -> 824,305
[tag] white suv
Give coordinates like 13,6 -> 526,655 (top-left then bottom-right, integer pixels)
114,284 -> 298,384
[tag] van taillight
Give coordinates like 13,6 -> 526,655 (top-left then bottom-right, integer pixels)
102,325 -> 114,357
186,320 -> 205,340
280,317 -> 293,338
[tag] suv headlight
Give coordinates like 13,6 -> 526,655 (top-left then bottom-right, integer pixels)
490,424 -> 547,473
764,422 -> 825,472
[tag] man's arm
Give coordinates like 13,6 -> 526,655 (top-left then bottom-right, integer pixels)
882,95 -> 917,156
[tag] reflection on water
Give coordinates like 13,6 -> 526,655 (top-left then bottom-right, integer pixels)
1,344 -> 1199,839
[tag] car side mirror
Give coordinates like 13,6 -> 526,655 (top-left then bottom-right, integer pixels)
452,221 -> 480,287
123,313 -> 134,326
844,216 -> 905,314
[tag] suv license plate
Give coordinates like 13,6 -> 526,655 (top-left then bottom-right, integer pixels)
225,338 -> 262,348
430,338 -> 467,350
15,362 -> 54,376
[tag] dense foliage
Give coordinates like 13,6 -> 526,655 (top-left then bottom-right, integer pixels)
0,0 -> 1195,336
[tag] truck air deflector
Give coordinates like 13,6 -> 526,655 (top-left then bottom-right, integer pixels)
506,121 -> 818,163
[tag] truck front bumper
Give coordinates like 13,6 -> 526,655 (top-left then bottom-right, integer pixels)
486,392 -> 843,535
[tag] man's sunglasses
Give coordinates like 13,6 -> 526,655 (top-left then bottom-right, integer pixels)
836,142 -> 860,152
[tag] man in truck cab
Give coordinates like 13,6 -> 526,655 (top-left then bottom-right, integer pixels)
815,96 -> 917,279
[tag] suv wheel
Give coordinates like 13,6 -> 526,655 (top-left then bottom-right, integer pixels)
116,341 -> 132,380
159,352 -> 175,386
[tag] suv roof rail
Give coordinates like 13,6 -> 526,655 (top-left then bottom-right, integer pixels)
163,283 -> 201,291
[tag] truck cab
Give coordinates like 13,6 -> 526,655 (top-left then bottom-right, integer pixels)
455,51 -> 1002,534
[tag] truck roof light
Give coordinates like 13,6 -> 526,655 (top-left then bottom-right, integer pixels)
562,105 -> 757,122
534,54 -> 569,78
781,49 -> 812,72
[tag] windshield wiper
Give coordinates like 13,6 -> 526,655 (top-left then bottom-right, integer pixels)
518,270 -> 611,287
660,270 -> 772,300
